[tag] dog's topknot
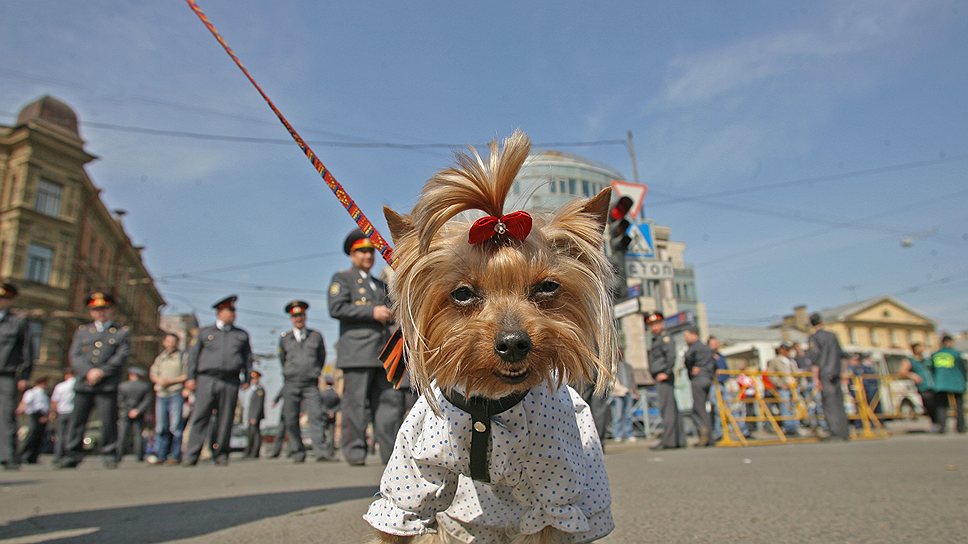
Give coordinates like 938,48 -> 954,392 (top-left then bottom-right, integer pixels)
410,130 -> 531,253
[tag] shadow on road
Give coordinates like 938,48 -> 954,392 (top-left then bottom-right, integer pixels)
0,485 -> 378,543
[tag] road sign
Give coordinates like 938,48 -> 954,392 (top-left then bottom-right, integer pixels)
626,222 -> 655,258
610,180 -> 648,218
613,297 -> 640,319
626,260 -> 674,280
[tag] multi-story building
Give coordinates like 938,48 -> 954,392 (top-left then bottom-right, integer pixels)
513,150 -> 707,377
777,297 -> 937,352
0,95 -> 165,378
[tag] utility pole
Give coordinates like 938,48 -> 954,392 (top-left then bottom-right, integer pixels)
626,130 -> 642,218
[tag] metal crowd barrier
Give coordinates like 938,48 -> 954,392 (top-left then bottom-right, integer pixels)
713,369 -> 889,447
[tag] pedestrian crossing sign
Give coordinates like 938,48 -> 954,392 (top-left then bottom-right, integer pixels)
627,222 -> 655,258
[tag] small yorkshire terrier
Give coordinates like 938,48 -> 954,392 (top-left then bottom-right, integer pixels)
365,131 -> 617,544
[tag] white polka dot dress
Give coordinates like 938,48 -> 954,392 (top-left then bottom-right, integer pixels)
364,383 -> 614,543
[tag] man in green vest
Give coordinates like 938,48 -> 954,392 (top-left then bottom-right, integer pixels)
929,335 -> 966,434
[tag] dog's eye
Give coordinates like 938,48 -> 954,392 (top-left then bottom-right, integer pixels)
531,280 -> 560,298
450,286 -> 479,305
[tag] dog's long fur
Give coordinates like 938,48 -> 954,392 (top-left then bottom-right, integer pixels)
374,131 -> 617,543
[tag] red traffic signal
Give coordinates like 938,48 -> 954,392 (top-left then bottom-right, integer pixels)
610,196 -> 634,221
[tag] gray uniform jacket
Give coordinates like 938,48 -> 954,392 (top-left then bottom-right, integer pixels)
327,267 -> 391,369
278,328 -> 326,383
649,331 -> 677,381
807,329 -> 844,381
187,325 -> 253,385
248,385 -> 265,421
0,311 -> 33,380
684,341 -> 715,383
70,321 -> 130,393
118,379 -> 153,415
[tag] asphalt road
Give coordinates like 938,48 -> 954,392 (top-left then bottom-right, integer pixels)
1,431 -> 965,543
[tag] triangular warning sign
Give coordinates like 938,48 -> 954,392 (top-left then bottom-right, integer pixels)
610,180 -> 648,218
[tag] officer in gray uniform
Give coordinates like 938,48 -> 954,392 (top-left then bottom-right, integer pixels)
58,292 -> 130,469
278,300 -> 329,462
647,312 -> 682,450
184,295 -> 253,466
116,367 -> 153,462
683,325 -> 715,447
244,370 -> 265,458
807,312 -> 850,441
328,229 -> 403,466
0,283 -> 34,470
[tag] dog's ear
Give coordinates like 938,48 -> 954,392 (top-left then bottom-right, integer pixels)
581,188 -> 612,230
384,206 -> 414,246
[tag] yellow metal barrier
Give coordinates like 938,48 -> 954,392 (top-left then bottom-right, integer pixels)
713,369 -> 889,447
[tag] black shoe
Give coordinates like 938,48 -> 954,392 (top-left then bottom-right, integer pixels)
346,458 -> 365,466
182,459 -> 198,467
315,456 -> 335,463
293,455 -> 306,464
213,456 -> 229,466
55,458 -> 79,469
2,461 -> 20,471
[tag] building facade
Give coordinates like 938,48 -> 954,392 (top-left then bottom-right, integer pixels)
0,95 -> 165,379
778,297 -> 937,352
513,150 -> 707,378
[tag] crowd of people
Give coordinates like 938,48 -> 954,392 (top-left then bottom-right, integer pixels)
608,311 -> 966,449
0,228 -> 416,471
2,236 -> 966,471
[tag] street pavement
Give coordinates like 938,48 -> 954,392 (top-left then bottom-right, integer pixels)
1,430 -> 965,543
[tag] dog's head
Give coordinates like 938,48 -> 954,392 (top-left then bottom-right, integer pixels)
385,130 -> 617,410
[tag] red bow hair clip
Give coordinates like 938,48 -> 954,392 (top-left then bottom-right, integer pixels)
467,211 -> 533,245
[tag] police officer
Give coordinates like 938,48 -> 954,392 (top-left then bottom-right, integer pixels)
58,292 -> 130,468
683,325 -> 714,447
278,300 -> 329,462
647,312 -> 681,450
807,313 -> 850,441
244,370 -> 265,458
183,295 -> 253,466
116,367 -> 152,463
328,229 -> 403,466
0,282 -> 34,470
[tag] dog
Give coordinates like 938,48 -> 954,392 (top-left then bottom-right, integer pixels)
365,130 -> 618,543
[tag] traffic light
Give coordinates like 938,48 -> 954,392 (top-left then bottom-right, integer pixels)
608,196 -> 633,300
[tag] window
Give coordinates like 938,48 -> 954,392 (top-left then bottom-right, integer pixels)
550,180 -> 556,193
890,329 -> 899,346
29,321 -> 43,360
558,179 -> 566,193
581,180 -> 590,196
26,244 -> 54,284
849,327 -> 857,344
35,179 -> 62,217
870,328 -> 879,346
568,178 -> 576,194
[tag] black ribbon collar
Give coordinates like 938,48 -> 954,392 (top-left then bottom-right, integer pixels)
442,389 -> 529,483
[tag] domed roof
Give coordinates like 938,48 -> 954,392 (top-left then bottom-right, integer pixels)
16,95 -> 80,137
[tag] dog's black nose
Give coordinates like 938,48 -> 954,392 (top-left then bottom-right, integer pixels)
494,330 -> 532,362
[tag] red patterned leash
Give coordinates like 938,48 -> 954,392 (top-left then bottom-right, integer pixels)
185,0 -> 407,386
185,0 -> 394,267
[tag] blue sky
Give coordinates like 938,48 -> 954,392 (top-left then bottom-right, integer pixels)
2,1 -> 966,356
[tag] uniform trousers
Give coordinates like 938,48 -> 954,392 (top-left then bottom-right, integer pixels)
657,380 -> 682,448
66,390 -> 119,462
689,378 -> 712,443
244,421 -> 262,457
54,412 -> 72,461
283,381 -> 327,460
0,376 -> 18,464
819,377 -> 850,440
19,412 -> 46,463
935,392 -> 965,433
270,411 -> 287,457
117,415 -> 146,461
341,367 -> 403,465
185,375 -> 239,463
